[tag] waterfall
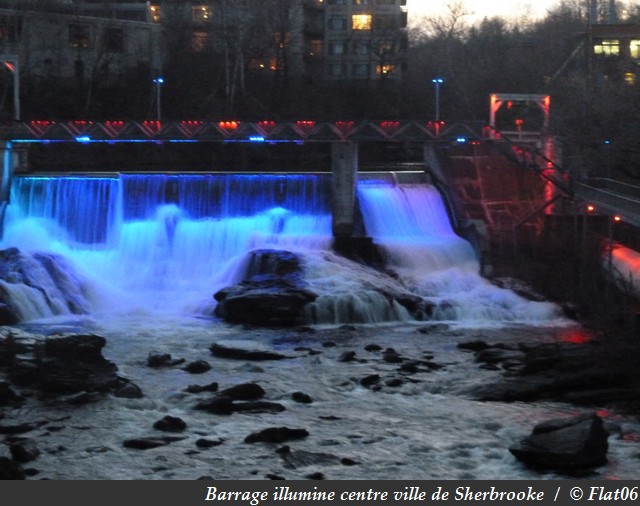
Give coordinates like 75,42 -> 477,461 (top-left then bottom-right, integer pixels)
0,174 -> 333,319
0,172 -> 562,326
355,181 -> 562,325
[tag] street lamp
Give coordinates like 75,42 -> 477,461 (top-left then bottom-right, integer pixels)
432,77 -> 444,122
1,55 -> 20,120
153,76 -> 164,121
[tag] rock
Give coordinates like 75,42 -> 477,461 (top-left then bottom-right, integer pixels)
213,250 -> 317,327
244,427 -> 309,444
399,361 -> 421,373
382,348 -> 404,363
509,412 -> 609,471
364,344 -> 382,352
153,415 -> 187,433
0,381 -> 23,405
417,323 -> 450,334
9,440 -> 41,463
280,449 -> 341,469
338,351 -> 356,363
217,383 -> 265,401
123,436 -> 185,450
360,374 -> 380,387
147,352 -> 185,368
232,401 -> 286,414
0,422 -> 42,435
196,438 -> 224,448
113,379 -> 144,399
0,456 -> 26,479
291,391 -> 313,404
194,396 -> 234,415
183,360 -> 211,374
210,343 -> 291,361
457,340 -> 490,352
8,333 -> 138,398
0,248 -> 91,321
185,382 -> 219,394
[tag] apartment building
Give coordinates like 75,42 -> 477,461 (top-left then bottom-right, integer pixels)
303,0 -> 408,81
0,1 -> 161,82
588,23 -> 640,85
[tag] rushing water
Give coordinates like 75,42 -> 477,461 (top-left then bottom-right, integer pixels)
0,173 -> 638,480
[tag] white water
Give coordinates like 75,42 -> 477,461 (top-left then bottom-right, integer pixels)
0,173 -> 562,326
1,173 -> 639,480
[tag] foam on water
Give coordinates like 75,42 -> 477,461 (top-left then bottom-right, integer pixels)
1,173 -> 563,326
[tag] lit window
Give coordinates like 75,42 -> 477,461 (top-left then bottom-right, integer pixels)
149,4 -> 161,22
376,63 -> 396,75
69,24 -> 90,49
593,39 -> 620,56
192,5 -> 212,23
105,27 -> 124,53
624,72 -> 636,85
631,40 -> 640,60
352,14 -> 372,30
353,0 -> 370,5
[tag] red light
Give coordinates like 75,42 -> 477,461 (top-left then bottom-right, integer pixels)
296,121 -> 316,134
614,215 -> 622,222
334,121 -> 354,134
3,61 -> 15,72
218,121 -> 239,130
586,204 -> 595,213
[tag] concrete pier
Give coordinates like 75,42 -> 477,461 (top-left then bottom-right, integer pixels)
331,141 -> 358,238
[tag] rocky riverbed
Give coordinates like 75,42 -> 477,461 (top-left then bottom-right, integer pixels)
1,316 -> 639,480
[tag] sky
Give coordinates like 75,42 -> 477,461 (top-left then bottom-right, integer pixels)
406,0 -> 561,26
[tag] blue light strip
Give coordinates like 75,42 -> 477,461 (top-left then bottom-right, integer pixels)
9,138 -> 303,144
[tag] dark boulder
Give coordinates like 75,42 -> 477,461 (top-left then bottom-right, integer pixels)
7,332 -> 140,399
213,250 -> 317,327
147,352 -> 185,368
153,416 -> 187,433
244,427 -> 309,444
0,456 -> 26,479
217,382 -> 266,401
509,412 -> 609,471
210,343 -> 291,361
183,360 -> 211,374
123,436 -> 185,450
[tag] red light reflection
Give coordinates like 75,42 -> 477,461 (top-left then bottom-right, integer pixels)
558,328 -> 595,344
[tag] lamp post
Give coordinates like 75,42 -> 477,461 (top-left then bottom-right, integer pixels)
432,77 -> 444,122
153,76 -> 164,121
1,55 -> 20,120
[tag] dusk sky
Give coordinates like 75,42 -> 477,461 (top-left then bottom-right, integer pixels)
406,0 -> 561,26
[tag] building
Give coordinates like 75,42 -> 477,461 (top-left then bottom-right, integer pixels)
588,23 -> 640,85
0,1 -> 161,82
303,0 -> 408,81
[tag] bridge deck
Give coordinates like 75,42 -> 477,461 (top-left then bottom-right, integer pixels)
575,178 -> 640,228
